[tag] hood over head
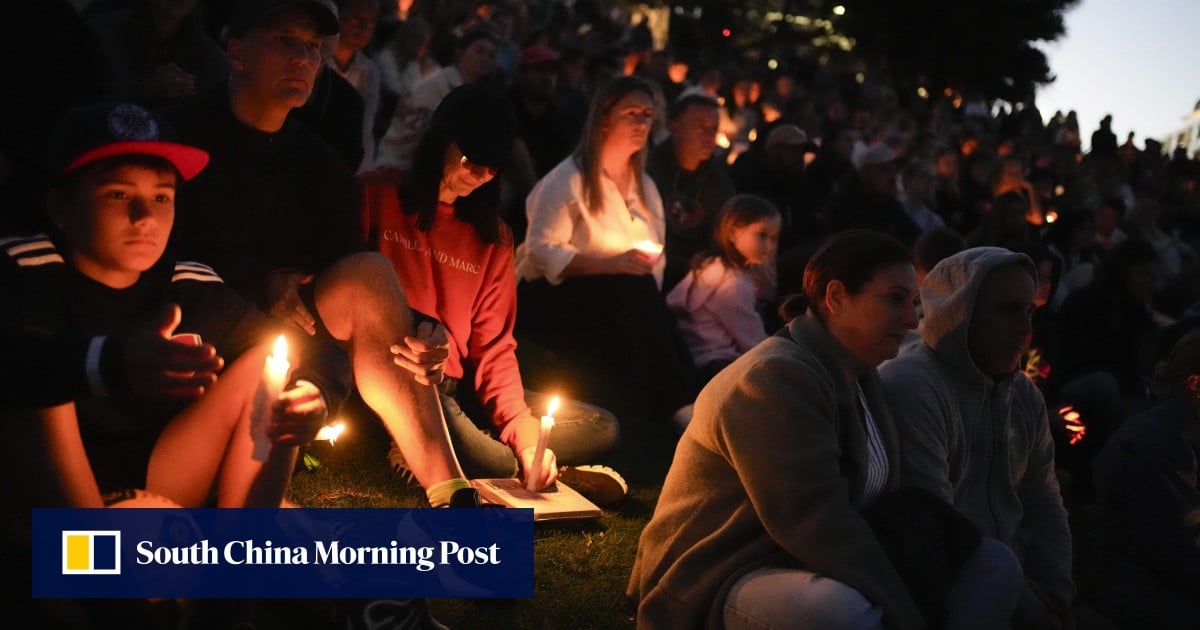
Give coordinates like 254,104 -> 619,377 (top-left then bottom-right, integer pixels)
920,246 -> 1035,378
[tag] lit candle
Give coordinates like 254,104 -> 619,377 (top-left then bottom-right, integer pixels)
527,396 -> 559,491
252,335 -> 291,461
633,240 -> 663,263
315,420 -> 346,445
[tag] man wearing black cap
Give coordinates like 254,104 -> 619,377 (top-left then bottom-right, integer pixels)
164,0 -> 479,515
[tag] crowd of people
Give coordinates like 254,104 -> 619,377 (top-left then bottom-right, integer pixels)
4,0 -> 1200,628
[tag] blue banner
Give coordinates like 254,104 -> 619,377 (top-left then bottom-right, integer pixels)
33,508 -> 534,599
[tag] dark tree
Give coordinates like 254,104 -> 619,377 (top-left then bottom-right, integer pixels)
833,0 -> 1079,102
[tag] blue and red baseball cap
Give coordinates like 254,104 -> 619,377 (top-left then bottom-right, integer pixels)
46,102 -> 209,180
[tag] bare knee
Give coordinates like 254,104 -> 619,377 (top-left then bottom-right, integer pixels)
314,252 -> 412,340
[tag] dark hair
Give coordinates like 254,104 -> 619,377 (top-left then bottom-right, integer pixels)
1003,236 -> 1061,299
696,195 -> 779,272
779,230 -> 912,321
455,24 -> 500,52
913,226 -> 967,274
667,93 -> 719,122
402,124 -> 506,246
1097,237 -> 1158,289
51,154 -> 180,198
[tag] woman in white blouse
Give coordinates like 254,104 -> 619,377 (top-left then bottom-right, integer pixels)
516,75 -> 698,423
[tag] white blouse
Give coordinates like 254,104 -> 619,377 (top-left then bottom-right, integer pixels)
516,156 -> 666,287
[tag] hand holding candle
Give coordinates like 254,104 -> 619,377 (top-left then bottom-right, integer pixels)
633,240 -> 664,264
527,396 -> 560,491
252,334 -> 292,461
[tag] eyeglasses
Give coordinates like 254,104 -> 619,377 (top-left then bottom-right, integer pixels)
460,154 -> 497,178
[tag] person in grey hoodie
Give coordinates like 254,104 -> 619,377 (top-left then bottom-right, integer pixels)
880,247 -> 1075,629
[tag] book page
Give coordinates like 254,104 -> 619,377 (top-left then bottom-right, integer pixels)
471,478 -> 601,521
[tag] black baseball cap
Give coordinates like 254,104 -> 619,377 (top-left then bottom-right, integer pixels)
46,102 -> 209,180
228,0 -> 340,38
430,83 -> 517,169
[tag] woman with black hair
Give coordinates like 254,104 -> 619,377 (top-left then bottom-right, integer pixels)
360,83 -> 622,500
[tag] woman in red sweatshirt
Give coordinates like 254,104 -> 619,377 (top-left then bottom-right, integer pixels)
360,83 -> 622,501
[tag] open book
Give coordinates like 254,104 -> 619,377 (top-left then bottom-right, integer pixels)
470,478 -> 602,521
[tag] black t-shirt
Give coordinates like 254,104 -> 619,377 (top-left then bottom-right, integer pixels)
163,86 -> 364,311
0,234 -> 352,493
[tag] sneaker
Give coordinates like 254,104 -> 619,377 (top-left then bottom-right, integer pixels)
556,465 -> 628,508
387,441 -> 417,484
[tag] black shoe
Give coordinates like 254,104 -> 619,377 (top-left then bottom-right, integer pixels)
557,466 -> 628,508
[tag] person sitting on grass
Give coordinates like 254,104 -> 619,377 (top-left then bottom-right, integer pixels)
360,82 -> 626,506
666,194 -> 780,394
631,231 -> 1023,630
165,0 -> 479,512
0,101 -> 353,628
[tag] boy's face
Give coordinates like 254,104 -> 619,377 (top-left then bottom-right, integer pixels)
55,163 -> 176,288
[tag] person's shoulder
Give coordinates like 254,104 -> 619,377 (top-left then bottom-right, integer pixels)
878,345 -> 945,388
0,234 -> 64,272
169,260 -> 224,286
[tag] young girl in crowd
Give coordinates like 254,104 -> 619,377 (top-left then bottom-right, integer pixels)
666,194 -> 780,385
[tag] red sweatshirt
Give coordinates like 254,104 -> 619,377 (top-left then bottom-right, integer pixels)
361,173 -> 535,449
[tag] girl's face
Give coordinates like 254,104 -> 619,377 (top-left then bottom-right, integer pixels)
441,142 -> 496,199
601,90 -> 654,158
731,215 -> 781,266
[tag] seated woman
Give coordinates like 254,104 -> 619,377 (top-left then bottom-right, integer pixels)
1090,328 -> 1200,629
515,75 -> 698,423
360,83 -> 623,502
628,230 -> 1023,629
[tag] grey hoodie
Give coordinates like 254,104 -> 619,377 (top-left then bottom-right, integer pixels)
879,247 -> 1074,602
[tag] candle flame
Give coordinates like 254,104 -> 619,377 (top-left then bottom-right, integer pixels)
634,240 -> 663,256
316,420 -> 346,444
272,334 -> 288,361
547,396 -> 560,417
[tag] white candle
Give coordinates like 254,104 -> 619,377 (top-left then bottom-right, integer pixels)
527,396 -> 559,491
252,335 -> 291,461
633,240 -> 663,263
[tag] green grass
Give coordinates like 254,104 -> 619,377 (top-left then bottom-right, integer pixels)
273,399 -> 679,630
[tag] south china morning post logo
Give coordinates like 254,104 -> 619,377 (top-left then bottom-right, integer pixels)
34,508 -> 534,599
61,530 -> 121,575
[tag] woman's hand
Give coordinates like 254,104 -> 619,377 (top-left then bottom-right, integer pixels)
518,445 -> 558,490
606,249 -> 655,276
391,321 -> 451,386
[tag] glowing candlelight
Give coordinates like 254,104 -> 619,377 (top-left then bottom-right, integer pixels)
252,335 -> 291,461
633,240 -> 664,263
1058,405 -> 1086,445
527,396 -> 559,491
315,420 -> 346,445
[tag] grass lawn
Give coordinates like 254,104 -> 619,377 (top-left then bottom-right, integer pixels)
272,390 -> 681,630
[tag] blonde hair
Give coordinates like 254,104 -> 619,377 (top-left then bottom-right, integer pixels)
572,75 -> 656,216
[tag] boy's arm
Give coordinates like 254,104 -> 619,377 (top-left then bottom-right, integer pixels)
0,331 -> 98,406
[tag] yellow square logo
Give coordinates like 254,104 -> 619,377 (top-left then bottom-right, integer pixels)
61,530 -> 121,575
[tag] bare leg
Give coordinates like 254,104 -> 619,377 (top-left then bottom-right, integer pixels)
313,252 -> 465,487
148,343 -> 298,507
